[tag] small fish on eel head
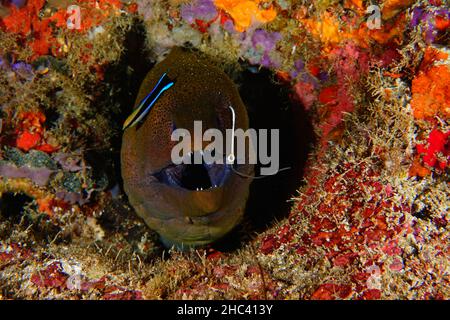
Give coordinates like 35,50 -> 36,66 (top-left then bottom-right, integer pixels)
121,47 -> 254,249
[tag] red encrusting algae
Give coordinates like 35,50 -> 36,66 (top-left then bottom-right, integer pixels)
14,111 -> 58,153
259,160 -> 424,299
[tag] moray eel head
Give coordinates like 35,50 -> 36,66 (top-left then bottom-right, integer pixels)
121,48 -> 253,249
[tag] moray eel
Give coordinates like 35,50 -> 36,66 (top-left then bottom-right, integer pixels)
121,48 -> 253,249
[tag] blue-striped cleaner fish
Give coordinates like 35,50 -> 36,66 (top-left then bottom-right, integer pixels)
121,47 -> 253,249
122,73 -> 174,130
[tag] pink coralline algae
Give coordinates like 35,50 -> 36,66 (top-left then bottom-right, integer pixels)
311,283 -> 353,300
30,261 -> 143,299
0,243 -> 34,265
260,161 -> 417,299
315,44 -> 371,144
30,261 -> 69,290
331,43 -> 370,83
292,81 -> 317,111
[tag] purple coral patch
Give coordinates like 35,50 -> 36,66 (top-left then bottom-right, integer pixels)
251,29 -> 281,52
181,0 -> 218,24
0,57 -> 34,81
0,163 -> 54,186
247,29 -> 282,68
54,153 -> 84,172
410,7 -> 450,43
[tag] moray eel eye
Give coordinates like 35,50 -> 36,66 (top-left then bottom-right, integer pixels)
121,47 -> 253,249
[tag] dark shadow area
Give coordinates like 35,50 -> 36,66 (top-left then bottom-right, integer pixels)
241,69 -> 314,230
0,192 -> 63,243
86,20 -> 170,260
0,192 -> 32,221
95,18 -> 154,192
213,68 -> 315,251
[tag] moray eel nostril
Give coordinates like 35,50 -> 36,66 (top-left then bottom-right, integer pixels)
121,47 -> 254,249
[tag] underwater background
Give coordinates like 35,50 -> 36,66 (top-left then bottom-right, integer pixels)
0,0 -> 448,299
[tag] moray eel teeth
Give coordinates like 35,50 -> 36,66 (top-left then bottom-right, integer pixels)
153,152 -> 232,191
121,47 -> 253,249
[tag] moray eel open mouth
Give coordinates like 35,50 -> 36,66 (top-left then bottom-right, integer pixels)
121,47 -> 254,249
154,152 -> 232,191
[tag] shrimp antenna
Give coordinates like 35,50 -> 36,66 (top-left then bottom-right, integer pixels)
226,105 -> 291,179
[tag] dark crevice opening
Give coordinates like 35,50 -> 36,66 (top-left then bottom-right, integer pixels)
105,35 -> 315,251
96,19 -> 155,194
0,192 -> 33,220
213,68 -> 315,251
